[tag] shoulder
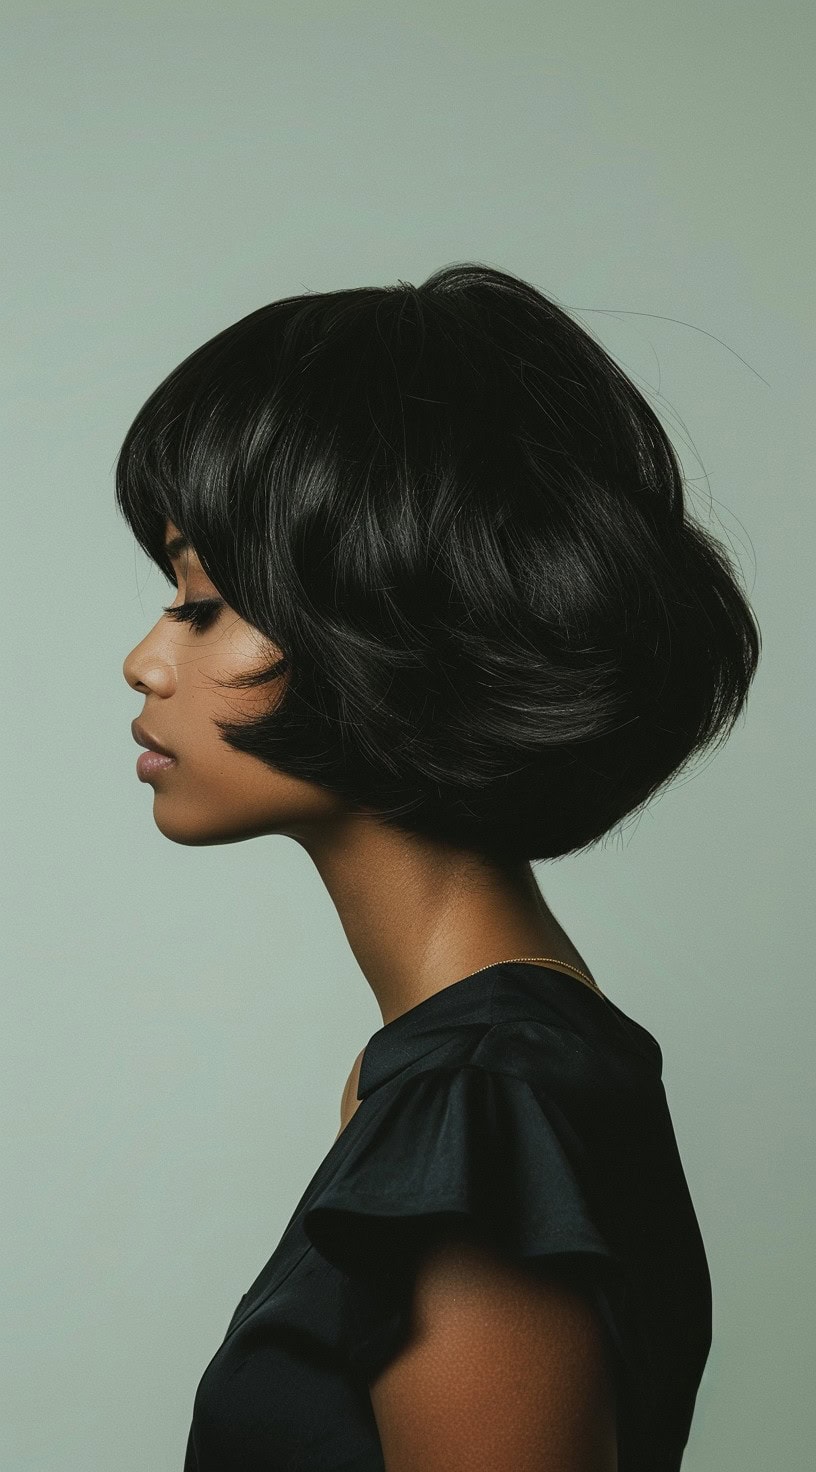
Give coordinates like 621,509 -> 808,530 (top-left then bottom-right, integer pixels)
368,1225 -> 618,1471
343,1045 -> 366,1094
338,1046 -> 367,1134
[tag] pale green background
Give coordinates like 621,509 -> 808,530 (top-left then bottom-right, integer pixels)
2,2 -> 812,1468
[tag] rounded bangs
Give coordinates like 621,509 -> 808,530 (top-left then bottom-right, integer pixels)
115,263 -> 761,863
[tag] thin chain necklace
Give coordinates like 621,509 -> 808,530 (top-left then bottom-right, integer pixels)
467,955 -> 607,1001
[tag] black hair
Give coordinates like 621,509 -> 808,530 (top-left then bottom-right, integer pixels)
115,262 -> 761,865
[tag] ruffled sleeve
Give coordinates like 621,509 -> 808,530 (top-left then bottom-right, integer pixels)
303,1056 -> 635,1390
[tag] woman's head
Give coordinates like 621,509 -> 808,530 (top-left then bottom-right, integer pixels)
119,262 -> 760,863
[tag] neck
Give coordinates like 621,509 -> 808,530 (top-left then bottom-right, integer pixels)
292,812 -> 592,1026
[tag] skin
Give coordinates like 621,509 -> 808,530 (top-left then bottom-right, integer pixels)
123,520 -> 598,1120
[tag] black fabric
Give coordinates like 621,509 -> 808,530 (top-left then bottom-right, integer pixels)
183,962 -> 712,1471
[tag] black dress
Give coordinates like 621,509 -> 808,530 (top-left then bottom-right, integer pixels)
183,961 -> 712,1471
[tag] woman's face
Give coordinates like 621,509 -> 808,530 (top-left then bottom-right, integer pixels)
122,521 -> 345,847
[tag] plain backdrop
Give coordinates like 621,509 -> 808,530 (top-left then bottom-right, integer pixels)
2,3 -> 813,1469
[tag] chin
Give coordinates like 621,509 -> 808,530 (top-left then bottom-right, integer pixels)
150,802 -> 280,848
151,807 -> 239,847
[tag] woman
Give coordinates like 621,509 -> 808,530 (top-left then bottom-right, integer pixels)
119,263 -> 760,1471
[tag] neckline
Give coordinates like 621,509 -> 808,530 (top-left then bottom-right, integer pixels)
355,959 -> 613,1101
379,958 -> 604,1031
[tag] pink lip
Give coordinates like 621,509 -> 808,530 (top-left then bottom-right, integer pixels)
136,749 -> 176,781
131,718 -> 175,759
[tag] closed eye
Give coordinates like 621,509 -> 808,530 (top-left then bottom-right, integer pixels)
161,599 -> 223,633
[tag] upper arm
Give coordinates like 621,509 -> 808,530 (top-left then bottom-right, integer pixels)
368,1230 -> 618,1472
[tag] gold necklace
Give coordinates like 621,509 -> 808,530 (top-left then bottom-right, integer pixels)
468,955 -> 606,1001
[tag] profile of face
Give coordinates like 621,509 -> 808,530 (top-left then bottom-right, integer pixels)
122,522 -> 346,848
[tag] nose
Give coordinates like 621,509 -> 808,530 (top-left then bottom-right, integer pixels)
123,630 -> 175,697
123,643 -> 139,690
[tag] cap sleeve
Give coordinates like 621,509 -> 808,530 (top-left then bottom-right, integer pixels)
303,1055 -> 634,1389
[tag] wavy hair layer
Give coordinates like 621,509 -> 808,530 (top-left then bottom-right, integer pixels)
115,262 -> 761,863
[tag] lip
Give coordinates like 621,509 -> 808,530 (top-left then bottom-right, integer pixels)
131,719 -> 175,759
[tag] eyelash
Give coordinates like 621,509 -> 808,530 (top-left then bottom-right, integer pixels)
161,599 -> 223,633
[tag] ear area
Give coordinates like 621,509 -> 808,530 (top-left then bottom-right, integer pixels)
367,1227 -> 618,1472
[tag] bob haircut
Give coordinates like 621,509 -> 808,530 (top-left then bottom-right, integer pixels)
115,262 -> 761,865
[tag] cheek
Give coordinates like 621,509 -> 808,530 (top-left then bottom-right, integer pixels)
198,629 -> 288,713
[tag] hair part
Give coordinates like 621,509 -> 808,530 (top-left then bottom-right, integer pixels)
115,262 -> 761,863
